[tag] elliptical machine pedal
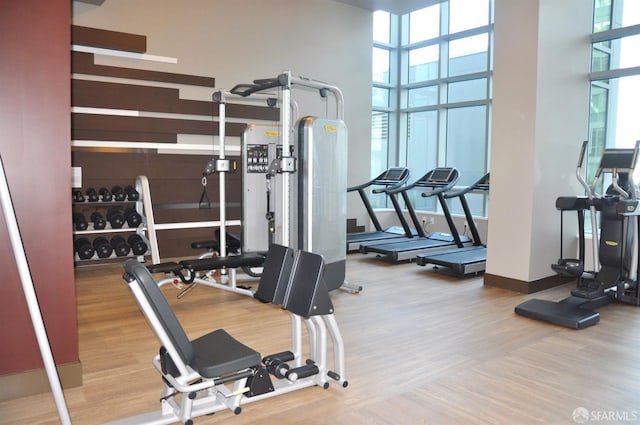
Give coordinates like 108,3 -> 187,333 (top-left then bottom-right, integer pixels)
570,285 -> 606,300
551,258 -> 584,278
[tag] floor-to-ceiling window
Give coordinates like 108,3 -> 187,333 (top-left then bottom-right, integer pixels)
588,0 -> 640,185
372,0 -> 493,216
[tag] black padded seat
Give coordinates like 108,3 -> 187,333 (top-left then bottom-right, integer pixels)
179,254 -> 265,271
123,260 -> 261,379
254,244 -> 295,305
146,261 -> 182,274
191,231 -> 242,252
191,240 -> 219,250
190,240 -> 241,251
191,329 -> 261,378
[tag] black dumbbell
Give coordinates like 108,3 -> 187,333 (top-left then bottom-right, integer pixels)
85,187 -> 99,202
90,212 -> 106,230
124,185 -> 139,201
99,187 -> 112,202
106,207 -> 125,229
111,185 -> 126,202
110,235 -> 131,257
124,208 -> 142,227
92,237 -> 113,259
72,189 -> 85,203
128,234 -> 148,255
74,238 -> 94,260
73,212 -> 88,231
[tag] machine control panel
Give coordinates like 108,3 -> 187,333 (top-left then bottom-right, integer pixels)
246,144 -> 270,173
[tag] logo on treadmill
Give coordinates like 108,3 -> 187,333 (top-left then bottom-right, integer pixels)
605,241 -> 618,247
263,130 -> 280,137
324,124 -> 337,133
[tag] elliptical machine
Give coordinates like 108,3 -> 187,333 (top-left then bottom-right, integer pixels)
515,140 -> 640,329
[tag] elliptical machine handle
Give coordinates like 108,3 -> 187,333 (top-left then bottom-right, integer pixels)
576,140 -> 592,199
575,140 -> 600,272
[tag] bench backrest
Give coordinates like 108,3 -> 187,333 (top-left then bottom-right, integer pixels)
123,260 -> 195,368
254,244 -> 295,305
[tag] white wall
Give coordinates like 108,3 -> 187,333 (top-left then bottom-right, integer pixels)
72,0 -> 373,222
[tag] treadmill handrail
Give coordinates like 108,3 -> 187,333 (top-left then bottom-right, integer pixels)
444,172 -> 490,199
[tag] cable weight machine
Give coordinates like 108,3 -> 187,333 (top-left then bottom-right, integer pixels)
208,71 -> 360,293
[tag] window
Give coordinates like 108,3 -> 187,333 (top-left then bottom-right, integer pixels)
449,0 -> 490,34
371,1 -> 493,216
409,5 -> 440,43
448,34 -> 489,77
588,0 -> 640,184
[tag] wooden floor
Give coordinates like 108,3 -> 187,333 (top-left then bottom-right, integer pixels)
1,254 -> 640,424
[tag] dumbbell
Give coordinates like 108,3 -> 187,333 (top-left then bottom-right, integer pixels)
72,190 -> 85,203
110,235 -> 131,257
90,212 -> 106,230
73,212 -> 88,231
111,186 -> 126,202
106,208 -> 125,229
128,234 -> 148,255
74,238 -> 94,260
124,208 -> 142,227
92,237 -> 113,259
99,187 -> 112,202
124,185 -> 139,201
85,187 -> 100,202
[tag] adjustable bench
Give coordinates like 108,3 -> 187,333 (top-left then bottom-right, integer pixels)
149,253 -> 266,298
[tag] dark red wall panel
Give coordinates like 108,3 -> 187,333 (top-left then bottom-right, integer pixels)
0,0 -> 77,374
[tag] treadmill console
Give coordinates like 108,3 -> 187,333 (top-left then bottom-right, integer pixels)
376,167 -> 409,184
427,168 -> 455,184
476,173 -> 490,191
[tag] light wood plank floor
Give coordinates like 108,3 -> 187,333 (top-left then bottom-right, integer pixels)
1,254 -> 640,424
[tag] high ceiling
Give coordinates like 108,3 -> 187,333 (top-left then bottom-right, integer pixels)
333,0 -> 440,14
75,0 -> 437,15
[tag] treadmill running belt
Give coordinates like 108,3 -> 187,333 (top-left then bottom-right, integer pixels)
418,246 -> 486,265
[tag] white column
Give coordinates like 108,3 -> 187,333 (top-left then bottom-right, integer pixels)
486,0 -> 592,288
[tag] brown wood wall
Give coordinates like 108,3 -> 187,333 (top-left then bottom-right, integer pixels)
72,151 -> 242,259
0,0 -> 77,375
70,26 -> 275,260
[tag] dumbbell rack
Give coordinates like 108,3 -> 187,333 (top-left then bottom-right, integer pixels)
136,174 -> 242,266
73,174 -> 242,266
72,182 -> 152,265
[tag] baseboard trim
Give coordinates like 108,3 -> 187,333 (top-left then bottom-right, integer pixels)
484,273 -> 572,294
0,361 -> 82,402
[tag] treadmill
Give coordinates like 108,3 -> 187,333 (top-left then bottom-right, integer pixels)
360,167 -> 471,262
415,173 -> 490,275
347,167 -> 415,252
